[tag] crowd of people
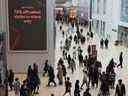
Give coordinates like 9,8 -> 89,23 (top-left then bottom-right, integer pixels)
7,19 -> 127,96
42,19 -> 126,96
51,19 -> 126,96
8,63 -> 40,96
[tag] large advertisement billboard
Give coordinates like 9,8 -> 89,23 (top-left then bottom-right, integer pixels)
120,0 -> 128,22
8,0 -> 47,51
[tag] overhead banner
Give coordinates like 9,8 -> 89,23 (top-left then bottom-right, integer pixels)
8,0 -> 47,51
120,0 -> 128,22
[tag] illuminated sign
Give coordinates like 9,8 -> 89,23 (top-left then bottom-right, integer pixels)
8,0 -> 47,51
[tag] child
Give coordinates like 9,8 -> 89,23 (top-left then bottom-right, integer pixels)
14,78 -> 20,96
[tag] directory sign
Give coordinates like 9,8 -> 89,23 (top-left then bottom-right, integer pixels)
8,0 -> 47,51
120,0 -> 128,22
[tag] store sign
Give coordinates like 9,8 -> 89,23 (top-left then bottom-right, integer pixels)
8,0 -> 47,51
120,0 -> 128,22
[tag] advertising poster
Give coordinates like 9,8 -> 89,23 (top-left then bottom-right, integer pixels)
8,0 -> 47,51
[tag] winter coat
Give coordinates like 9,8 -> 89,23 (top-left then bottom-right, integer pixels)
115,84 -> 125,96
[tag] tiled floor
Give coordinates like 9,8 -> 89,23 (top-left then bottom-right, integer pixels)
9,22 -> 128,96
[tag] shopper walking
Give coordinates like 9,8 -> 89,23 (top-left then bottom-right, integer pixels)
78,53 -> 83,67
115,79 -> 126,96
81,69 -> 88,89
74,80 -> 80,96
14,78 -> 20,96
8,69 -> 14,91
105,38 -> 109,49
100,38 -> 104,49
47,66 -> 56,87
57,63 -> 63,85
43,60 -> 49,76
117,52 -> 123,68
27,65 -> 33,78
33,63 -> 40,94
83,88 -> 91,96
20,80 -> 28,96
63,77 -> 72,96
62,64 -> 67,81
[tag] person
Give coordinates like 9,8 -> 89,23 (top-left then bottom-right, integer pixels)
87,32 -> 90,41
73,49 -> 76,60
57,63 -> 63,85
60,25 -> 62,30
83,55 -> 88,67
62,30 -> 65,37
80,29 -> 83,33
81,69 -> 88,89
51,94 -> 54,96
109,70 -> 116,89
100,72 -> 109,96
43,60 -> 49,76
69,35 -> 72,41
87,45 -> 91,56
74,34 -> 78,44
67,54 -> 71,68
100,38 -> 104,49
14,78 -> 20,96
70,58 -> 76,74
0,72 -> 2,85
115,79 -> 126,96
32,63 -> 40,94
92,66 -> 99,88
78,47 -> 83,55
47,66 -> 56,87
78,53 -> 83,67
83,88 -> 91,96
62,64 -> 67,81
106,58 -> 116,74
88,64 -> 93,86
27,65 -> 33,78
20,80 -> 28,96
27,75 -> 35,96
117,52 -> 123,68
8,69 -> 14,91
74,80 -> 80,96
90,32 -> 93,38
63,50 -> 67,60
63,77 -> 72,96
58,58 -> 64,65
105,38 -> 109,49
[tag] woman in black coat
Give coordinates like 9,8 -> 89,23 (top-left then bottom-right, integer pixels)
74,80 -> 80,96
115,79 -> 126,96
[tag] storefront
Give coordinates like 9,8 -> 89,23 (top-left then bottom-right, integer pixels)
118,25 -> 128,47
77,7 -> 88,26
68,7 -> 77,23
55,7 -> 64,21
93,20 -> 106,38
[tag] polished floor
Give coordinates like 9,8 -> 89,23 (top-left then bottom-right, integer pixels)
9,22 -> 128,96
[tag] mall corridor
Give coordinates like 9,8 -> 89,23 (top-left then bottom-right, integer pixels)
9,21 -> 128,96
